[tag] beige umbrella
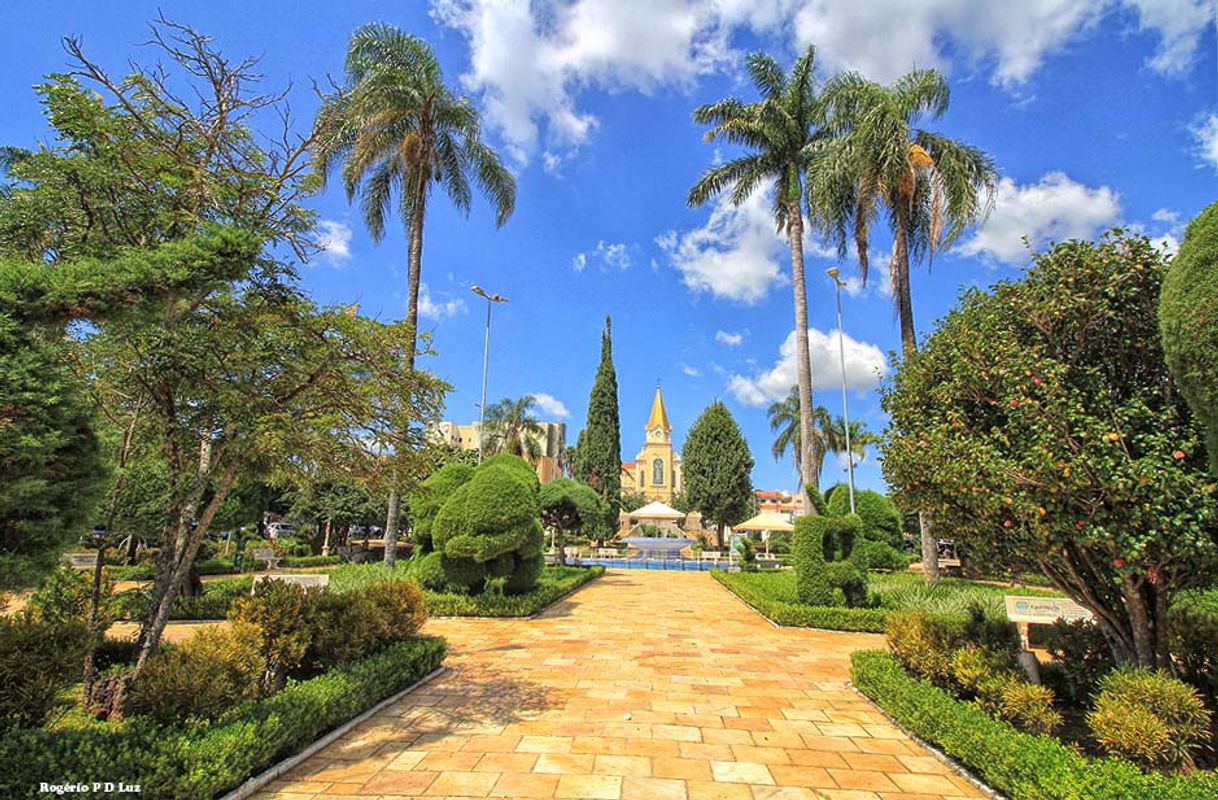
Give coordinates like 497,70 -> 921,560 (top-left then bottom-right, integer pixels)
628,501 -> 686,521
732,512 -> 795,555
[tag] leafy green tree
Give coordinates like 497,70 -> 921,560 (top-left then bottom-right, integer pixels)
767,386 -> 831,486
574,317 -> 621,540
689,46 -> 826,504
1160,201 -> 1218,473
483,395 -> 544,461
682,401 -> 755,548
540,479 -> 606,566
811,67 -> 997,581
881,230 -> 1217,667
312,24 -> 516,567
620,493 -> 648,513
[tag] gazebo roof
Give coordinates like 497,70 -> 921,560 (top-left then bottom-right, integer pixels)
732,511 -> 796,533
628,501 -> 685,520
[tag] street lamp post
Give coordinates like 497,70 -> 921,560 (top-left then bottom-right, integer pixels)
826,268 -> 856,514
471,285 -> 508,464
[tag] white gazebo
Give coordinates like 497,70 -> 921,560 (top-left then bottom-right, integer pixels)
732,511 -> 795,555
626,500 -> 686,537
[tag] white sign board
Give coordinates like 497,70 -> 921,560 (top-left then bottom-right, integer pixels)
252,573 -> 329,593
63,553 -> 96,569
1004,595 -> 1093,625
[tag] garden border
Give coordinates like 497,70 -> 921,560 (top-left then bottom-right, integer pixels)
426,564 -> 606,620
220,665 -> 446,800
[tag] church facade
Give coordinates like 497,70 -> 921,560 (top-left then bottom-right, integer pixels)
620,385 -> 683,502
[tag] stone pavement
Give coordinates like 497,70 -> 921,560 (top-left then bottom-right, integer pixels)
253,570 -> 983,800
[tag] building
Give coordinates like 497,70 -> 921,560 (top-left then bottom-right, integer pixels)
620,385 -> 683,502
431,420 -> 566,484
754,489 -> 805,521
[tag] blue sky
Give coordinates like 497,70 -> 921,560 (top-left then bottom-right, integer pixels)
3,1 -> 1215,494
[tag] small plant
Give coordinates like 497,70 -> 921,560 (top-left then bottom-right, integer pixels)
885,610 -> 962,686
1042,618 -> 1115,706
950,645 -> 1018,696
27,566 -> 113,631
228,579 -> 316,692
1087,668 -> 1212,772
978,675 -> 1062,735
0,611 -> 91,727
737,538 -> 758,571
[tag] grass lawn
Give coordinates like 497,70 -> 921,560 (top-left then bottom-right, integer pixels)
326,562 -> 605,617
714,569 -> 1061,632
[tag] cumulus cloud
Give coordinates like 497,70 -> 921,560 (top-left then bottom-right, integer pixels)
727,328 -> 889,407
431,1 -> 1207,161
573,240 -> 633,272
956,173 -> 1121,265
715,330 -> 744,346
315,219 -> 353,263
418,284 -> 468,320
1192,113 -> 1218,172
680,363 -> 701,377
531,392 -> 570,418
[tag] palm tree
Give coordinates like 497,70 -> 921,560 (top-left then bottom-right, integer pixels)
312,25 -> 516,567
809,67 -> 996,580
483,395 -> 544,462
689,46 -> 827,507
767,386 -> 832,493
823,415 -> 881,468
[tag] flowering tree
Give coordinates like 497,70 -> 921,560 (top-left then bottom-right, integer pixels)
882,230 -> 1218,668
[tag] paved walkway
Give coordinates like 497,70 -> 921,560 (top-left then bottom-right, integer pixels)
254,570 -> 982,800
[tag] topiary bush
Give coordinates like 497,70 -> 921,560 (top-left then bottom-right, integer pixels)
1168,588 -> 1218,704
408,462 -> 475,554
1160,201 -> 1218,473
827,489 -> 903,548
823,561 -> 869,607
851,539 -> 907,572
429,454 -> 543,595
1088,668 -> 1212,772
793,516 -> 833,605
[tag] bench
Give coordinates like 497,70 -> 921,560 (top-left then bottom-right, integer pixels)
63,552 -> 96,569
699,550 -> 722,562
251,573 -> 329,594
595,548 -> 620,558
756,557 -> 781,570
251,547 -> 281,570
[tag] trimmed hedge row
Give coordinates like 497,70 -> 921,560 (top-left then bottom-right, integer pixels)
713,569 -> 888,632
426,565 -> 604,617
0,636 -> 446,800
850,650 -> 1218,800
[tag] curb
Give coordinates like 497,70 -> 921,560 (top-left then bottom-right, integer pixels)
219,666 -> 446,800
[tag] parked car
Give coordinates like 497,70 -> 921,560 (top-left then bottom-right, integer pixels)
267,521 -> 297,540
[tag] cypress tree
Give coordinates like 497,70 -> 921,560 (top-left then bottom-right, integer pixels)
683,400 -> 754,549
574,317 -> 621,539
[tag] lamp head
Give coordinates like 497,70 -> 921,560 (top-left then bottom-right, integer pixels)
470,285 -> 489,300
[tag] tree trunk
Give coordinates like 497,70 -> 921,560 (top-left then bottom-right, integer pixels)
383,492 -> 401,569
786,203 -> 820,514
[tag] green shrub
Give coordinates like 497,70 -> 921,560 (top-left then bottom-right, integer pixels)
430,454 -> 543,595
950,645 -> 1019,696
826,514 -> 863,560
1168,589 -> 1218,703
1088,668 -> 1212,772
281,555 -> 344,568
851,650 -> 1218,800
360,579 -> 427,643
793,516 -> 833,605
0,612 -> 91,728
978,675 -> 1062,735
1042,618 -> 1115,706
851,539 -> 907,572
126,621 -> 264,725
228,579 -> 317,691
411,551 -> 450,591
823,561 -> 869,607
408,462 -> 476,553
827,489 -> 903,547
27,566 -> 112,630
885,610 -> 963,686
737,537 -> 758,571
1160,201 -> 1218,472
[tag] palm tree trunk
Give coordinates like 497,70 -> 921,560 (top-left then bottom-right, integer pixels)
383,181 -> 428,569
786,203 -> 820,513
893,205 -> 940,583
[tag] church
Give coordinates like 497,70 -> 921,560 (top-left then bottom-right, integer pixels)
620,385 -> 683,502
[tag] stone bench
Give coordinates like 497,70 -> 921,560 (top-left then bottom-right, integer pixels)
251,547 -> 281,570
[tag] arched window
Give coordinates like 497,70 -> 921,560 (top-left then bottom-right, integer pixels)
652,458 -> 664,486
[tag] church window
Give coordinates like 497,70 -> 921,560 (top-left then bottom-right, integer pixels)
652,458 -> 664,486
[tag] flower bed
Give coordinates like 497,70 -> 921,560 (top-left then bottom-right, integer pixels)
0,636 -> 446,800
850,650 -> 1218,800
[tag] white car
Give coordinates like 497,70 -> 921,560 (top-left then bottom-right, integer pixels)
267,522 -> 297,540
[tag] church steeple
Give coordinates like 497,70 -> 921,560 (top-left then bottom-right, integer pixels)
646,383 -> 671,434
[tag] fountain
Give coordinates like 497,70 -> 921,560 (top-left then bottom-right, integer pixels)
621,536 -> 695,559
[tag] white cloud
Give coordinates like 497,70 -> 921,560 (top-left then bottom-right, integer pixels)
1142,207 -> 1184,255
573,241 -> 633,272
531,392 -> 570,418
956,172 -> 1121,265
432,1 -> 1208,162
1192,113 -> 1218,172
716,330 -> 744,346
418,284 -> 468,320
680,363 -> 702,377
659,187 -> 792,304
727,328 -> 889,407
315,219 -> 353,263
572,252 -> 588,272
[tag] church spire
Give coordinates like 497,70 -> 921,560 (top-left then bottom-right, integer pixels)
646,383 -> 671,433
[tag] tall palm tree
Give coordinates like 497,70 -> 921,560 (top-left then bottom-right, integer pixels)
767,386 -> 832,494
312,24 -> 516,567
823,415 -> 881,468
809,67 -> 996,580
689,46 -> 827,507
483,395 -> 544,462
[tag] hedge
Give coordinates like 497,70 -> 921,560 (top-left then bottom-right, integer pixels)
713,569 -> 888,632
0,636 -> 446,800
850,650 -> 1218,800
426,565 -> 604,617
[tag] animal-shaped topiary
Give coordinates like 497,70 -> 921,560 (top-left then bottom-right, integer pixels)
408,462 -> 475,553
827,488 -> 903,548
429,453 -> 544,594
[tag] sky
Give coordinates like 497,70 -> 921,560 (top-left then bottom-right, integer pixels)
2,1 -> 1215,495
